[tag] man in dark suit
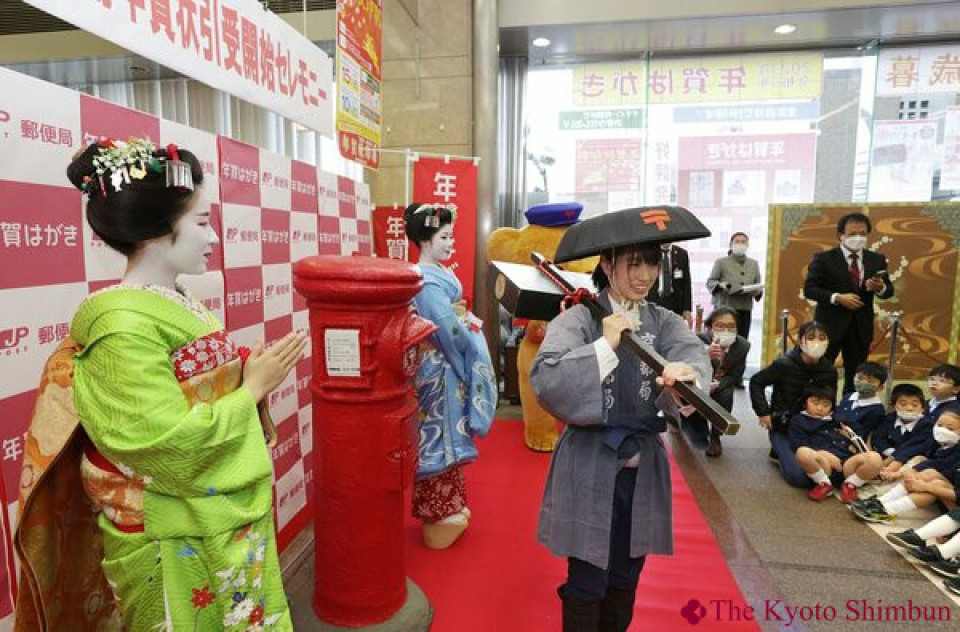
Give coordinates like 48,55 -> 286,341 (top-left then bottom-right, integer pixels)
803,212 -> 894,394
648,243 -> 692,326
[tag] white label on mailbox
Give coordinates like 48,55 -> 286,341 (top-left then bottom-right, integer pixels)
325,329 -> 361,377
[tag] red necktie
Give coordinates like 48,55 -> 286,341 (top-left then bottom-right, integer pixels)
849,253 -> 861,288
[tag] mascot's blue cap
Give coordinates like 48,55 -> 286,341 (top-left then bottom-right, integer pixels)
524,202 -> 583,227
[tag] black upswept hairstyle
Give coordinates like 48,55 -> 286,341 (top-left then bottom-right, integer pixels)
67,141 -> 204,256
403,202 -> 455,246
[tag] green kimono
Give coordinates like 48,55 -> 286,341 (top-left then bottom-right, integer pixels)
70,287 -> 292,631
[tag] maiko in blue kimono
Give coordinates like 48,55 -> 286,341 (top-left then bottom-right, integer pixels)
403,202 -> 496,549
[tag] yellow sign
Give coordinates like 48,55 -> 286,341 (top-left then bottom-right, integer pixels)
572,53 -> 823,106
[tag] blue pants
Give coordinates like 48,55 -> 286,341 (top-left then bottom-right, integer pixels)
566,467 -> 646,600
770,432 -> 812,489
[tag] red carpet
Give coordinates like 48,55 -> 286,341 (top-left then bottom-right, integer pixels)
404,421 -> 761,631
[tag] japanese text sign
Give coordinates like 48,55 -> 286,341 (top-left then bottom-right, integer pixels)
336,0 -> 383,168
573,52 -> 822,106
25,0 -> 333,135
877,46 -> 960,96
411,158 -> 478,305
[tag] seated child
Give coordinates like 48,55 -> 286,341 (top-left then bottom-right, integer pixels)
873,365 -> 960,481
749,321 -> 838,488
925,363 -> 960,419
834,361 -> 887,440
852,408 -> 960,523
871,384 -> 928,479
789,385 -> 879,502
887,507 -> 960,578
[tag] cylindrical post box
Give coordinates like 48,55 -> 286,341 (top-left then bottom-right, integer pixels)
293,256 -> 436,628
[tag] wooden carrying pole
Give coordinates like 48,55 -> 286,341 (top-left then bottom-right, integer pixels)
531,252 -> 740,435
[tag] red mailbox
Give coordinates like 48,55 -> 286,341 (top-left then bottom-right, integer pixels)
292,255 -> 436,628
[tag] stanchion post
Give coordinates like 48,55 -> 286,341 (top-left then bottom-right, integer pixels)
885,311 -> 902,404
695,304 -> 704,332
780,309 -> 789,355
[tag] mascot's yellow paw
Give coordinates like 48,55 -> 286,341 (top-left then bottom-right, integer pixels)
524,429 -> 559,452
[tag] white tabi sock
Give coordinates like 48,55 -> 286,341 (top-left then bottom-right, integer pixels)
879,484 -> 909,503
882,497 -> 918,515
915,515 -> 960,540
808,469 -> 830,485
845,473 -> 866,487
937,533 -> 960,560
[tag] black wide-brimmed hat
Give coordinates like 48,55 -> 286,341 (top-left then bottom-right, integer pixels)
553,205 -> 710,263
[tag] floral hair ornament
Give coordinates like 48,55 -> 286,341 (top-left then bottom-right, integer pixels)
413,203 -> 458,228
91,137 -> 157,196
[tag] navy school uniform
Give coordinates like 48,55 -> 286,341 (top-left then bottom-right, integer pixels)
913,443 -> 960,479
871,412 -> 934,464
873,398 -> 960,464
833,392 -> 886,441
787,412 -> 856,461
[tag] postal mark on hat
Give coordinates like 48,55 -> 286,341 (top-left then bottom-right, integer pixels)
641,208 -> 671,231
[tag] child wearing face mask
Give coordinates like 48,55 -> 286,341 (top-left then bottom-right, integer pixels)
870,384 -> 930,481
685,308 -> 750,457
749,321 -> 839,487
873,364 -> 960,482
852,409 -> 960,523
789,385 -> 879,502
833,361 -> 888,441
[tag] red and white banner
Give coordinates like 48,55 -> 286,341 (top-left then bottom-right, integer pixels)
411,157 -> 478,305
0,66 -> 373,616
372,204 -> 411,261
24,0 -> 333,136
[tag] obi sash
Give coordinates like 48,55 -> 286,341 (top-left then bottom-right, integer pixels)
14,331 -> 276,632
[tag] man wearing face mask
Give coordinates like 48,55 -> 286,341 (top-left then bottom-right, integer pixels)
803,213 -> 894,394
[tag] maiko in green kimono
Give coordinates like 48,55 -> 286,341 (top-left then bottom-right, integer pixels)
14,139 -> 306,632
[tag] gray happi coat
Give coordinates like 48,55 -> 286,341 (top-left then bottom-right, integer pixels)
530,292 -> 711,569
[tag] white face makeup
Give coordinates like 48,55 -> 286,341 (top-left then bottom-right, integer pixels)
420,223 -> 455,264
163,194 -> 219,276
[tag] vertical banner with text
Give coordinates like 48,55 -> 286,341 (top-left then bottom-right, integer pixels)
411,158 -> 478,305
372,204 -> 411,261
336,0 -> 383,168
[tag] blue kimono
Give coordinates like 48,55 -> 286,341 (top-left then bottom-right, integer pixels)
411,263 -> 497,479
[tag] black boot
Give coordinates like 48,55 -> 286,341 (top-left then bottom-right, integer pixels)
598,587 -> 636,632
559,584 -> 601,632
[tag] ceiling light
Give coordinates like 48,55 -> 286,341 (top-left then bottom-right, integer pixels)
774,24 -> 797,35
532,37 -> 551,48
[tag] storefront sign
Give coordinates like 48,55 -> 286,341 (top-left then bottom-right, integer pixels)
572,52 -> 823,106
877,46 -> 960,96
